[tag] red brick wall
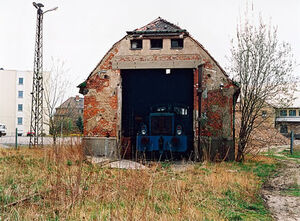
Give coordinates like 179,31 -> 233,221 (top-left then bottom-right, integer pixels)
83,48 -> 119,137
193,64 -> 236,139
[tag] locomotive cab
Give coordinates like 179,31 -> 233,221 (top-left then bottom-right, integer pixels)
136,105 -> 189,155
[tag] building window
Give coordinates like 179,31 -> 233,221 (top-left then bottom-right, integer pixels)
289,110 -> 296,116
18,91 -> 23,98
280,125 -> 288,134
19,77 -> 24,85
130,39 -> 142,49
18,104 -> 23,112
262,111 -> 267,118
150,39 -> 163,49
171,39 -> 184,49
17,117 -> 23,125
279,110 -> 287,117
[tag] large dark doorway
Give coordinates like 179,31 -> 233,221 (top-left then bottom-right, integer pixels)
121,69 -> 194,155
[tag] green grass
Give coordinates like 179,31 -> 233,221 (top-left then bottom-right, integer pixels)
263,148 -> 300,162
282,184 -> 300,197
274,149 -> 300,161
232,160 -> 280,183
216,159 -> 281,220
216,189 -> 271,221
285,150 -> 300,159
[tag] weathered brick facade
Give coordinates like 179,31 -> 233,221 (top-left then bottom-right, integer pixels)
79,18 -> 240,160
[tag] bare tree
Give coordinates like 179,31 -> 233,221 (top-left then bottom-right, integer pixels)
229,12 -> 297,162
44,58 -> 70,145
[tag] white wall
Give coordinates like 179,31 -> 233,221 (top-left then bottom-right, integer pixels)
0,70 -> 16,135
0,70 -> 49,136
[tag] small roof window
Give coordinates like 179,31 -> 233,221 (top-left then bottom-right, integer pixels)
171,39 -> 184,49
150,39 -> 163,49
131,39 -> 142,50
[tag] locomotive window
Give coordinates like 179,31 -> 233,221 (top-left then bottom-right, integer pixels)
174,107 -> 188,116
151,116 -> 173,136
157,107 -> 167,112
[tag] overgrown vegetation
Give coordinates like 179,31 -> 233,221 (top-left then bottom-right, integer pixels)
229,8 -> 296,162
0,146 -> 277,220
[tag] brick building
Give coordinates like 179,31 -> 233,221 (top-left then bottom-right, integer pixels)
54,95 -> 84,133
55,96 -> 84,118
78,18 -> 240,160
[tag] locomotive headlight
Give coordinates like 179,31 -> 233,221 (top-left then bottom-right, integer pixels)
141,124 -> 147,135
176,125 -> 182,136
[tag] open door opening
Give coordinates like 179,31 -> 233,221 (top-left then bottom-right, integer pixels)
121,69 -> 194,160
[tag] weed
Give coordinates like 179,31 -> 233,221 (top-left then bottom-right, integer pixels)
67,160 -> 72,166
160,161 -> 171,169
200,167 -> 212,175
0,146 -> 275,220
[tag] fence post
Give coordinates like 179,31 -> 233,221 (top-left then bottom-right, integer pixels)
290,130 -> 294,155
15,128 -> 18,150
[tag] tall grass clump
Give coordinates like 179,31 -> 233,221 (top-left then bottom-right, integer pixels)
0,144 -> 275,220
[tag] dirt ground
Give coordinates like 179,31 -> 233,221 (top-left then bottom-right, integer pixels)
261,143 -> 300,221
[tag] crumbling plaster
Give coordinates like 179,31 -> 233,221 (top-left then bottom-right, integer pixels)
84,35 -> 236,140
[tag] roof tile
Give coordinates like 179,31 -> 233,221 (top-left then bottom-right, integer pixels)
130,17 -> 186,33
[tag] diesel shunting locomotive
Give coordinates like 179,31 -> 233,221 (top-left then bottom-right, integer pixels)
136,105 -> 192,157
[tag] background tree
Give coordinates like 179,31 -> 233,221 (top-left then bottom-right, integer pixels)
229,12 -> 297,162
44,58 -> 70,144
76,116 -> 84,134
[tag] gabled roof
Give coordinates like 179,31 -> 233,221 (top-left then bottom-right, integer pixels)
57,97 -> 84,110
127,17 -> 187,35
78,17 -> 238,94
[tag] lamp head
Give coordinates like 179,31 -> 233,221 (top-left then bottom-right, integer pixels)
33,2 -> 44,9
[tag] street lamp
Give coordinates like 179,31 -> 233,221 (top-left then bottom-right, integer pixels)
29,2 -> 58,148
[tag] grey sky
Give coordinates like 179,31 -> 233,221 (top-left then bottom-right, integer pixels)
0,0 -> 299,103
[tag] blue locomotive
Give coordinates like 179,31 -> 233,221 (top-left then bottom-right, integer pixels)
136,105 -> 189,155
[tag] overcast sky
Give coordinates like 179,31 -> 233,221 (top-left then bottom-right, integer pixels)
1,0 -> 299,103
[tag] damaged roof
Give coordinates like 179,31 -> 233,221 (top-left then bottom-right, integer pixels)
127,17 -> 187,35
78,17 -> 237,93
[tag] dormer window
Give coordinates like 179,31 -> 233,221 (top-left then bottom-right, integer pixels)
171,39 -> 184,49
130,39 -> 142,49
150,39 -> 163,49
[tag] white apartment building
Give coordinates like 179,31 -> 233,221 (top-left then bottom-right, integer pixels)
0,69 -> 49,136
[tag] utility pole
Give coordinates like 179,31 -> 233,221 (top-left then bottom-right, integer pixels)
29,2 -> 57,148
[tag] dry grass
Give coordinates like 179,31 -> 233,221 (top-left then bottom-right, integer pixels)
235,111 -> 289,157
0,145 -> 274,220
